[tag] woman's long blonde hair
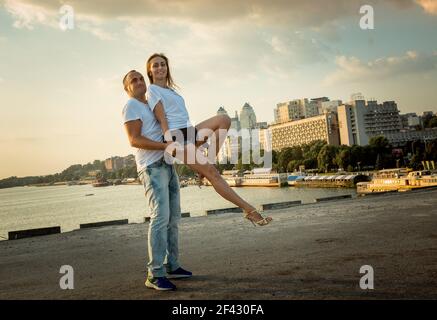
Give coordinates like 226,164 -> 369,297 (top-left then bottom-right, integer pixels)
146,53 -> 178,90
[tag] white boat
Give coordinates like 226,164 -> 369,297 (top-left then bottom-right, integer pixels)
241,168 -> 287,187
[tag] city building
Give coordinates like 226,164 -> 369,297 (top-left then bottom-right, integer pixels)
321,100 -> 342,114
400,113 -> 422,129
240,103 -> 257,129
384,128 -> 437,146
104,156 -> 124,172
270,113 -> 340,151
274,98 -> 320,124
338,99 -> 402,146
338,100 -> 369,146
230,110 -> 240,131
104,155 -> 135,172
364,100 -> 402,137
216,105 -> 266,163
311,97 -> 329,115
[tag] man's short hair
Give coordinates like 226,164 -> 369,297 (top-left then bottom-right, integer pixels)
122,69 -> 138,90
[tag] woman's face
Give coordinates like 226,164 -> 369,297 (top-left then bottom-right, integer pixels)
149,56 -> 168,83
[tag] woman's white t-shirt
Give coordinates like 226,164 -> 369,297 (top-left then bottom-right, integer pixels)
146,84 -> 192,130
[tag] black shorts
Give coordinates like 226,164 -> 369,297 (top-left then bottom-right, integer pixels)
169,126 -> 198,145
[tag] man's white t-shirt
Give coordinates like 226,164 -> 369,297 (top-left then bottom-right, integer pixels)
146,84 -> 192,130
122,98 -> 164,173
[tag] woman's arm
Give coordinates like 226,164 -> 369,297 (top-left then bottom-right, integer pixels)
153,101 -> 172,142
124,119 -> 170,150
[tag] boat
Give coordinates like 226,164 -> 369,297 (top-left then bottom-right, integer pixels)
240,168 -> 287,187
203,168 -> 286,187
295,174 -> 371,188
287,173 -> 306,186
357,169 -> 437,194
92,179 -> 111,187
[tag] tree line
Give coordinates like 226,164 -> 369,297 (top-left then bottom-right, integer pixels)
2,136 -> 436,189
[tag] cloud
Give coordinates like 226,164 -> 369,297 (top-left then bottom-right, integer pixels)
4,0 -> 56,29
3,0 -> 116,40
96,74 -> 122,90
5,0 -> 435,45
415,0 -> 437,14
323,51 -> 437,85
6,0 -> 432,27
119,16 -> 331,88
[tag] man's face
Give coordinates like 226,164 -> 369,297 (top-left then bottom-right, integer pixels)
125,72 -> 146,97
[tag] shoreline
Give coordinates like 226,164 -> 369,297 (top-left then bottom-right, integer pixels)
1,188 -> 436,299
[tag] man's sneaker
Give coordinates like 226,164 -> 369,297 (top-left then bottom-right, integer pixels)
167,267 -> 193,279
145,277 -> 176,291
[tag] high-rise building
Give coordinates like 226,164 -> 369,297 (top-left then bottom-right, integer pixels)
338,99 -> 402,146
364,101 -> 402,137
338,100 -> 368,146
104,156 -> 125,172
270,113 -> 340,151
240,103 -> 257,129
230,110 -> 240,131
321,100 -> 342,114
217,106 -> 228,116
274,100 -> 304,123
311,97 -> 329,115
274,98 -> 321,123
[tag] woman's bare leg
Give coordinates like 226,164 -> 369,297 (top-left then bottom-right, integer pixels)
175,144 -> 256,213
195,114 -> 231,158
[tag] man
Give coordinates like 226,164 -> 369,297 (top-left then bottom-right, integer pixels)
122,70 -> 192,291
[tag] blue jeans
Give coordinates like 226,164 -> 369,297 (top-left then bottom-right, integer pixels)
138,158 -> 181,278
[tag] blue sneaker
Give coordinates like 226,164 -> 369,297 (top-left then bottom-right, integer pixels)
145,277 -> 176,291
167,267 -> 193,279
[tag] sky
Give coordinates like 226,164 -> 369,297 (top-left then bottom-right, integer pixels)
0,0 -> 437,179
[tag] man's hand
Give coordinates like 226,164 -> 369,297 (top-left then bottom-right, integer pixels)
164,141 -> 184,157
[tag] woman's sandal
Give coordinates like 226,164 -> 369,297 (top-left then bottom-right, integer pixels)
244,210 -> 273,227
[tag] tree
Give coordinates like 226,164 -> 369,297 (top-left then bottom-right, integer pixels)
317,144 -> 338,172
369,136 -> 391,169
428,117 -> 437,128
278,148 -> 294,172
335,146 -> 351,170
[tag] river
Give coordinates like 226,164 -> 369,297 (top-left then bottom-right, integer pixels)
0,184 -> 357,240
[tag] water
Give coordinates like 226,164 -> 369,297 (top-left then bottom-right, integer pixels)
0,184 -> 357,240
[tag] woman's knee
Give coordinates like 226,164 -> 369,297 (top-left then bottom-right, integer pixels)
220,115 -> 231,129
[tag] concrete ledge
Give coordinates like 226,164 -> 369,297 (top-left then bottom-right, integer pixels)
314,195 -> 353,202
80,219 -> 128,229
206,207 -> 243,215
260,200 -> 302,211
145,212 -> 190,222
8,226 -> 61,240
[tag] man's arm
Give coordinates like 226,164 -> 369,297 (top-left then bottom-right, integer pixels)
124,119 -> 170,150
153,101 -> 172,142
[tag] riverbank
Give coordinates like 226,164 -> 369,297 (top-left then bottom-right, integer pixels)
1,188 -> 436,299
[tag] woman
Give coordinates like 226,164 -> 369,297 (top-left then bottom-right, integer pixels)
145,53 -> 272,227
